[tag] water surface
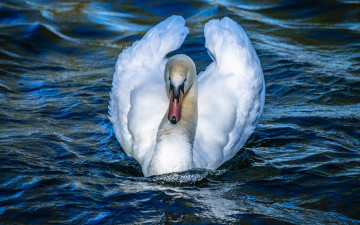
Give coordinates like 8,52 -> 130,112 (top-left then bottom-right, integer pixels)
1,0 -> 360,224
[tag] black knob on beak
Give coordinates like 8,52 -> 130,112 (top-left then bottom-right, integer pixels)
170,116 -> 177,124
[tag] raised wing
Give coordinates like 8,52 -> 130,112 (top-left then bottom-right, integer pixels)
109,16 -> 189,168
193,17 -> 265,169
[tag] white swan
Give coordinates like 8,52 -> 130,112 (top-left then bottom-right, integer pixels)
109,15 -> 265,177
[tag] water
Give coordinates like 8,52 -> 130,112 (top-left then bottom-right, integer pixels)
1,0 -> 359,224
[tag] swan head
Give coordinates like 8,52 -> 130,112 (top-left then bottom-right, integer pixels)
164,54 -> 196,124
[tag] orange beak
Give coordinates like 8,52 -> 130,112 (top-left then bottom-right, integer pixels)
168,89 -> 183,124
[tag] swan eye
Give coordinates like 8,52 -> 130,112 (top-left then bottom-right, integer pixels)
169,83 -> 173,92
180,82 -> 185,94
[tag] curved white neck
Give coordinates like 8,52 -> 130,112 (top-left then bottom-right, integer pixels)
146,80 -> 198,176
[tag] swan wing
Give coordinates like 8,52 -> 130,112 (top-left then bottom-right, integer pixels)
109,16 -> 189,168
193,17 -> 265,169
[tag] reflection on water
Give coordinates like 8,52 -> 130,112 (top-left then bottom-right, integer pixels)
0,0 -> 359,224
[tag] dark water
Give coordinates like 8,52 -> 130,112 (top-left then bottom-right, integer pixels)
1,0 -> 360,224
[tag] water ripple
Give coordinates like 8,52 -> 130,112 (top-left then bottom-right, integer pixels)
0,0 -> 359,224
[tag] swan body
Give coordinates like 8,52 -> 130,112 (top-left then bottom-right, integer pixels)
109,16 -> 265,176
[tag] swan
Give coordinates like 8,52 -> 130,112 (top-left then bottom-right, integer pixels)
109,15 -> 265,177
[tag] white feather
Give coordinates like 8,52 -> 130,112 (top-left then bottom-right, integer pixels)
109,15 -> 189,172
193,17 -> 265,168
109,16 -> 265,176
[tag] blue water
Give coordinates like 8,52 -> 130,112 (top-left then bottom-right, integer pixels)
0,0 -> 359,224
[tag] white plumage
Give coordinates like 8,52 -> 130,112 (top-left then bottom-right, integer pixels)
109,15 -> 265,176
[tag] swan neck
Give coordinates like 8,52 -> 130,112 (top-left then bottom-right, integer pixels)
147,80 -> 198,176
